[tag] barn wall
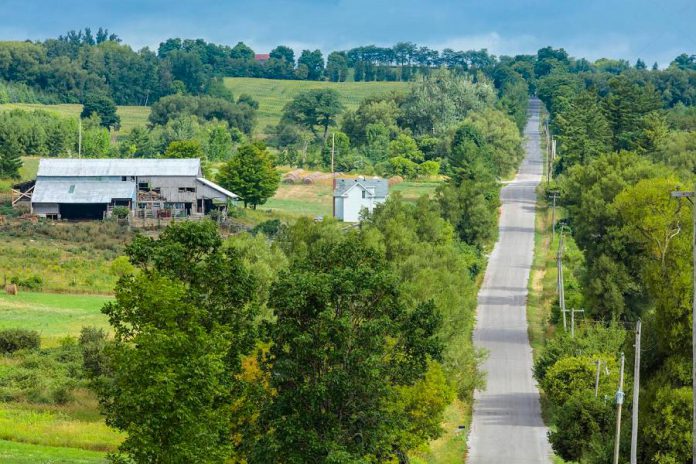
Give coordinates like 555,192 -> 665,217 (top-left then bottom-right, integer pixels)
32,203 -> 59,216
137,176 -> 198,203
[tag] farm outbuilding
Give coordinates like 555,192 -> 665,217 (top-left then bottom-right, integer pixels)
333,177 -> 388,222
25,158 -> 238,220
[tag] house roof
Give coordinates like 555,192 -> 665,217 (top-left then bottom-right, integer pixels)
32,181 -> 136,204
255,53 -> 270,61
196,177 -> 239,200
37,158 -> 201,177
333,178 -> 389,198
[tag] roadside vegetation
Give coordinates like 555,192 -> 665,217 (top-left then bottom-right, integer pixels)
528,48 -> 696,463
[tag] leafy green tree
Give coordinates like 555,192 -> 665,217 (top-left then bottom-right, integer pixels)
81,93 -> 120,130
463,108 -> 524,177
256,220 -> 443,463
549,392 -> 613,462
164,139 -> 205,159
206,124 -> 233,161
297,49 -> 324,80
217,141 -> 280,208
326,52 -> 348,82
97,221 -> 258,464
437,180 -> 500,249
281,89 -> 344,142
389,133 -> 423,162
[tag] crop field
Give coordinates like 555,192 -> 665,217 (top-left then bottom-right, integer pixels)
0,103 -> 150,134
224,77 -> 408,135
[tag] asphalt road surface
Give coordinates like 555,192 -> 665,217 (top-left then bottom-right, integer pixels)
467,98 -> 552,464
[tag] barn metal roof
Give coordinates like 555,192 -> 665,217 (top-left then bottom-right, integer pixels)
333,178 -> 389,198
32,181 -> 136,204
37,158 -> 201,177
196,177 -> 239,199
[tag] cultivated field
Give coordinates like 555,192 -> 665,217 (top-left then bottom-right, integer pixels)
224,77 -> 408,136
0,104 -> 150,135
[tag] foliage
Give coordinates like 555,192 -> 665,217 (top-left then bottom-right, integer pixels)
81,94 -> 120,129
217,141 -> 280,208
257,219 -> 444,463
97,220 -> 259,464
149,94 -> 256,134
548,392 -> 613,462
163,139 -> 205,159
642,385 -> 693,464
0,329 -> 40,353
111,206 -> 130,219
541,355 -> 617,406
281,89 -> 344,141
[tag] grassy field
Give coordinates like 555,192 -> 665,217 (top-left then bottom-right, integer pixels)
0,439 -> 107,464
225,77 -> 408,135
263,179 -> 441,218
0,292 -> 110,347
0,157 -> 39,192
0,103 -> 150,134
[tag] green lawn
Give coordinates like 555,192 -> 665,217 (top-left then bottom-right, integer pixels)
0,440 -> 107,464
0,103 -> 150,134
225,77 -> 408,136
0,292 -> 110,347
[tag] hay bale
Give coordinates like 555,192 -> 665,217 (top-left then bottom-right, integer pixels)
388,176 -> 404,186
282,174 -> 300,184
5,284 -> 18,295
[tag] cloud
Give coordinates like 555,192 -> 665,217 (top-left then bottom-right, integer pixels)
428,32 -> 541,57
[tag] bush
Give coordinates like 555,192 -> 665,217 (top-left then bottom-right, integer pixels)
418,160 -> 441,176
80,326 -> 109,378
10,274 -> 43,290
549,392 -> 613,462
111,206 -> 130,219
0,329 -> 40,353
251,219 -> 285,239
541,355 -> 617,406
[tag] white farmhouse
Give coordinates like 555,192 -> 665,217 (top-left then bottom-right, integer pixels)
333,177 -> 388,222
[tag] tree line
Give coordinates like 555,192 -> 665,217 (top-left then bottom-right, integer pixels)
2,28 -> 695,107
532,53 -> 696,463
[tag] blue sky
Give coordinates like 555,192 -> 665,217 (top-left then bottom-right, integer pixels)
1,0 -> 695,66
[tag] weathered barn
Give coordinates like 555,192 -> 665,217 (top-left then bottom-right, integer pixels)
27,158 -> 237,220
333,178 -> 388,222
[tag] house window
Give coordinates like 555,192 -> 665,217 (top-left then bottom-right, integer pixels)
362,190 -> 367,199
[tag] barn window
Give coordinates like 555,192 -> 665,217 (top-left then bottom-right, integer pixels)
68,185 -> 75,193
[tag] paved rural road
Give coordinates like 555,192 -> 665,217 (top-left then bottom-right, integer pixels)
467,98 -> 552,464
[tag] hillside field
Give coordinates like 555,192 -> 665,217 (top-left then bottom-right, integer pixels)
224,77 -> 408,135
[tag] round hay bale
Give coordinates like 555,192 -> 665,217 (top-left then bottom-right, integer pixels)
5,284 -> 18,295
302,177 -> 315,185
282,174 -> 299,184
388,176 -> 404,186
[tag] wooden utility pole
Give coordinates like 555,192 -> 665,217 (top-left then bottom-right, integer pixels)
670,188 -> 695,464
557,229 -> 566,331
630,320 -> 642,464
548,190 -> 560,242
614,352 -> 626,464
78,118 -> 82,158
570,308 -> 584,338
595,359 -> 603,397
331,133 -> 336,218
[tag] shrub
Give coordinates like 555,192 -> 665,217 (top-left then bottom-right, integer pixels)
10,274 -> 43,290
80,326 -> 109,378
549,392 -> 613,462
0,329 -> 40,353
251,219 -> 285,239
111,206 -> 130,219
418,160 -> 441,177
541,355 -> 617,406
387,156 -> 419,178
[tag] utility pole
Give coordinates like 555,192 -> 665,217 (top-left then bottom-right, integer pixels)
331,133 -> 336,218
570,308 -> 584,338
670,187 -> 695,464
595,359 -> 602,397
614,352 -> 626,464
557,229 -> 566,331
548,190 -> 560,242
78,118 -> 82,158
630,320 -> 642,464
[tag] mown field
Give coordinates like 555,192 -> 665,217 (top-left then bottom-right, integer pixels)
0,104 -> 150,134
263,179 -> 442,218
225,77 -> 408,135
